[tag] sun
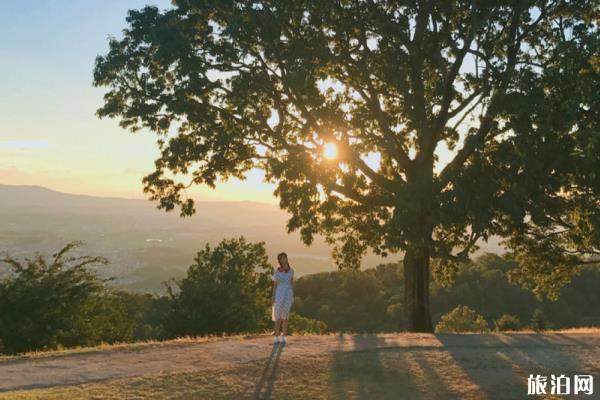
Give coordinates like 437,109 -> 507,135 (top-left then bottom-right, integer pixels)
323,142 -> 338,160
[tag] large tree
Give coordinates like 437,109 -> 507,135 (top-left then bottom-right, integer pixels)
94,0 -> 599,332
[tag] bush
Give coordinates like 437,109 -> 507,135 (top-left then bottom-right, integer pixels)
293,265 -> 401,332
494,314 -> 522,331
114,291 -> 170,340
164,237 -> 272,337
531,308 -> 547,332
435,305 -> 490,333
0,242 -> 134,354
287,312 -> 328,334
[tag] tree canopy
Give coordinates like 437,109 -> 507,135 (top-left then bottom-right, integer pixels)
94,0 -> 599,302
163,237 -> 273,336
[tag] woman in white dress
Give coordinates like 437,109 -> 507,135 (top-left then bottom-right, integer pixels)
272,252 -> 294,345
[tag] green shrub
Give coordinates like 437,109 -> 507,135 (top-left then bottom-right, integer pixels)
0,242 -> 134,354
531,308 -> 547,332
435,305 -> 490,333
287,312 -> 328,334
494,314 -> 522,331
113,291 -> 169,340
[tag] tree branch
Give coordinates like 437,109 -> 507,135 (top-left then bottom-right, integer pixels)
438,6 -> 524,187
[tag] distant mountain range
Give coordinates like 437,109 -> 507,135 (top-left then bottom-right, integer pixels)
0,184 -> 506,292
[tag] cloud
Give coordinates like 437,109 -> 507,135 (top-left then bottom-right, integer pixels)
0,165 -> 29,182
0,140 -> 50,150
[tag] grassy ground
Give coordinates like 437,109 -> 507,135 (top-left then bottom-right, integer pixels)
1,329 -> 598,400
1,350 -> 480,399
0,335 -> 227,363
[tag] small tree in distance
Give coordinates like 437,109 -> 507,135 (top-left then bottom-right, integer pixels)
435,305 -> 490,333
164,237 -> 272,337
494,314 -> 523,331
531,308 -> 547,332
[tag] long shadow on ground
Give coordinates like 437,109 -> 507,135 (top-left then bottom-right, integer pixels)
252,342 -> 284,399
329,334 -> 426,399
435,333 -> 596,400
327,333 -> 598,399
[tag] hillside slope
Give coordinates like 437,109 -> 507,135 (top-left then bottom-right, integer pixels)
0,184 -> 507,291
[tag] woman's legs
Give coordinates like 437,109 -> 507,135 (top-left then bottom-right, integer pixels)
282,319 -> 288,336
274,319 -> 282,336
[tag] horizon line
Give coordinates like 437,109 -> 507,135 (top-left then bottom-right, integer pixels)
0,182 -> 279,206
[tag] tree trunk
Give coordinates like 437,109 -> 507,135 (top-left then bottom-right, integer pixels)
402,157 -> 435,333
403,247 -> 434,332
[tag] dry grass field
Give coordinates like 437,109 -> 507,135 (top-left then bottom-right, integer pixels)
0,329 -> 598,399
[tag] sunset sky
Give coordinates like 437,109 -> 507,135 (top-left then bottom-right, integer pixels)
0,1 -> 456,204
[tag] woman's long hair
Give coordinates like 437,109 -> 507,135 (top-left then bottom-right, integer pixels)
277,252 -> 290,271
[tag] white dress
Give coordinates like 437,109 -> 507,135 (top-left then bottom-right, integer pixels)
272,267 -> 294,321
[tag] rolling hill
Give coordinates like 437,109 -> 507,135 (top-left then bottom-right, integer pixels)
0,184 -> 506,292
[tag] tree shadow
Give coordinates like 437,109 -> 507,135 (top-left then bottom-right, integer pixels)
252,343 -> 284,400
246,332 -> 594,399
435,333 -> 593,399
400,346 -> 478,399
552,332 -> 596,348
327,332 -> 596,399
329,333 -> 427,399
